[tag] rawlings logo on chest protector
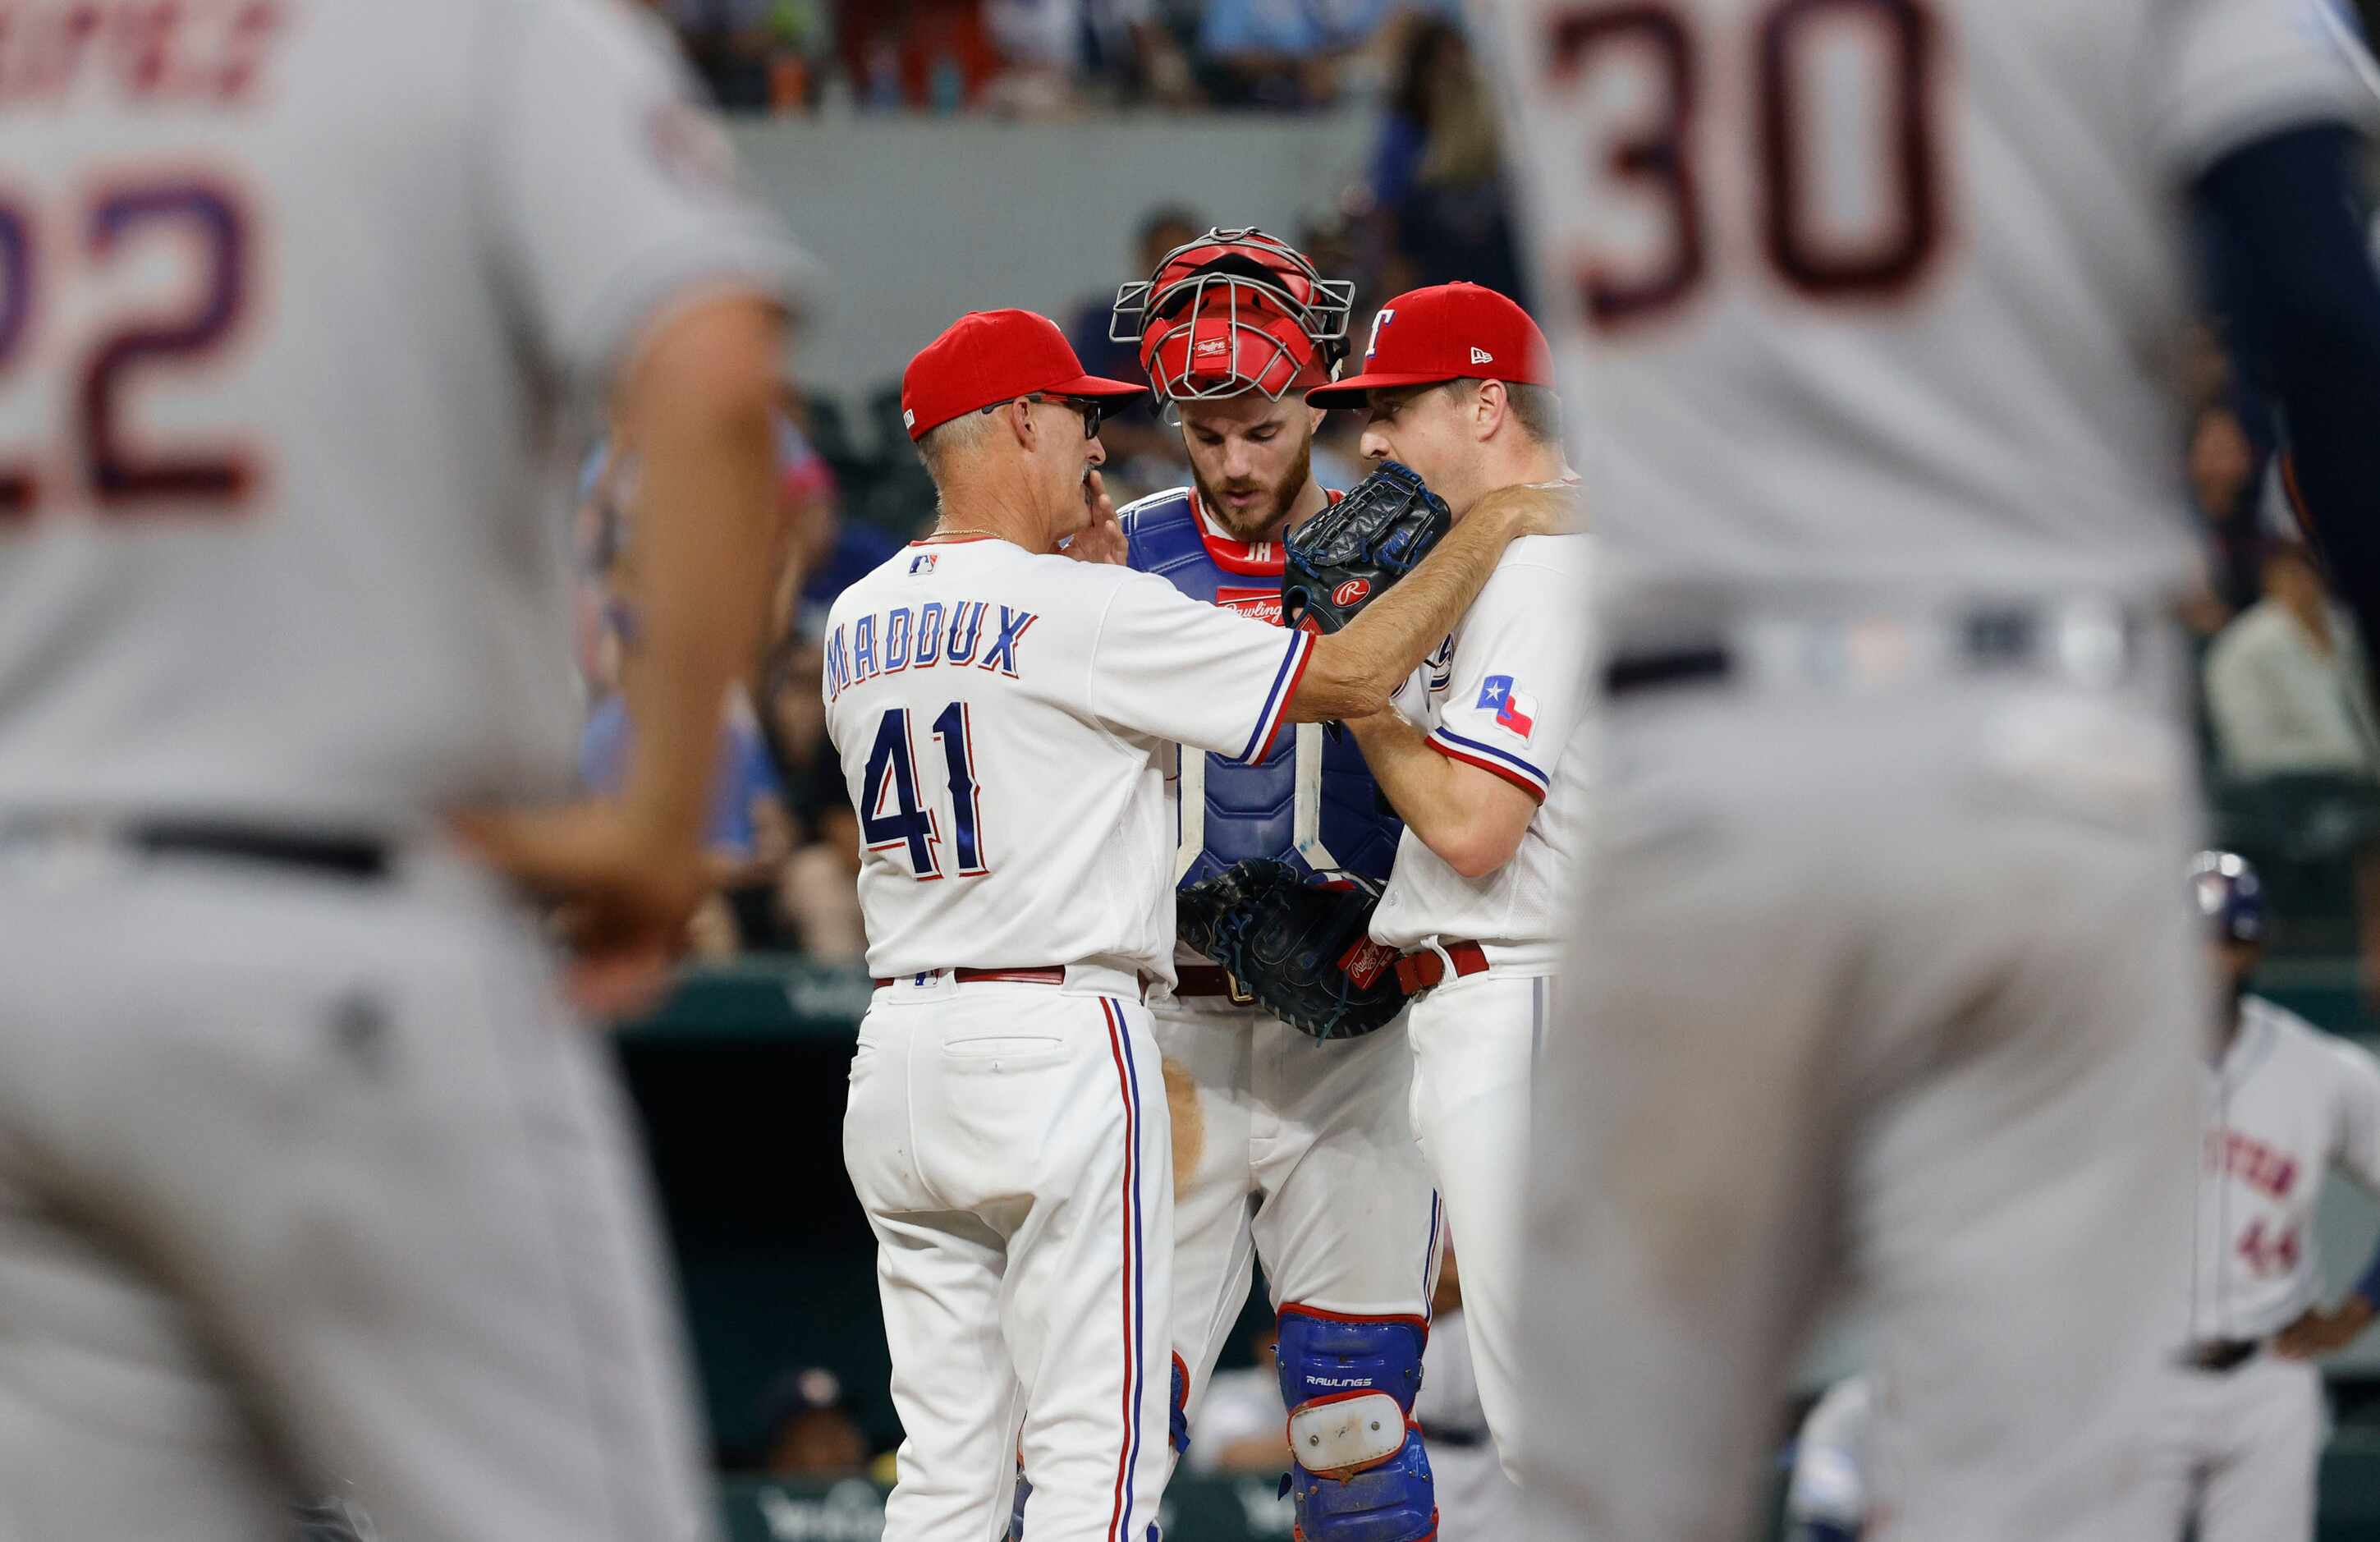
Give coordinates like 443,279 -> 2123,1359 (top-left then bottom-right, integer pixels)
1217,586 -> 1285,625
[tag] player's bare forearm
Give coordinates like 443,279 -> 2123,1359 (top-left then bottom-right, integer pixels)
1346,710 -> 1537,879
1289,489 -> 1556,722
1344,709 -> 1460,834
619,292 -> 788,850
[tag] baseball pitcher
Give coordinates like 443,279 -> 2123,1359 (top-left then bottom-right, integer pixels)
0,1 -> 805,1536
1483,0 -> 2380,1535
1303,280 -> 1587,1477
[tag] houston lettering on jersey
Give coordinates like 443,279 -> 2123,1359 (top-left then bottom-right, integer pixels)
2208,1127 -> 2300,1201
0,2 -> 288,106
824,599 -> 1040,702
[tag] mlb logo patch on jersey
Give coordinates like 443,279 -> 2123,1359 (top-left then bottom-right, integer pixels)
1477,675 -> 1535,739
909,551 -> 938,576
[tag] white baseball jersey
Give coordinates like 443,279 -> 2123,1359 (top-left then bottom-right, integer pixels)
2187,994 -> 2380,1342
822,536 -> 1313,984
1786,1377 -> 1874,1531
0,0 -> 803,829
1481,0 -> 2378,625
1369,534 -> 1592,968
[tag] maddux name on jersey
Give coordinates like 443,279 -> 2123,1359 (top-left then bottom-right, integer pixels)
823,599 -> 1038,703
1120,487 -> 1402,886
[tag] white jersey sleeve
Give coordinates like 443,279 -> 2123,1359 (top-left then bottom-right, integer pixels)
2325,1034 -> 2380,1195
483,0 -> 809,389
2153,0 -> 2380,176
1085,571 -> 1314,764
1423,538 -> 1591,803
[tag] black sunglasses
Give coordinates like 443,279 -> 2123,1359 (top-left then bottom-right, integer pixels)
981,392 -> 1106,440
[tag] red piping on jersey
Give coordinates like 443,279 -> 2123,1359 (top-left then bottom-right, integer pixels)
1190,486 -> 1345,576
1252,635 -> 1313,763
909,535 -> 1001,545
1427,737 -> 1547,803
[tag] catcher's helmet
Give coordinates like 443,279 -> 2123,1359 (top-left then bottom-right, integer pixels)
2192,850 -> 2268,945
1111,227 -> 1354,404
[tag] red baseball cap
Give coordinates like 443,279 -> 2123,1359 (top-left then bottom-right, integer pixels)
1305,282 -> 1554,407
901,310 -> 1147,441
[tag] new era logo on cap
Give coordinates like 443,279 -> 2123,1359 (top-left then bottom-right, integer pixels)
1470,346 -> 1493,365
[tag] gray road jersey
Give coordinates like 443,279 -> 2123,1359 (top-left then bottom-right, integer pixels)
1485,0 -> 2377,628
0,0 -> 805,828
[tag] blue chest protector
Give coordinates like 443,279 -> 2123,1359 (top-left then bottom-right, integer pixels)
1121,489 -> 1403,888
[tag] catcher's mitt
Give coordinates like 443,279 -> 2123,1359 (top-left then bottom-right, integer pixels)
1282,461 -> 1451,635
1176,859 -> 1407,1041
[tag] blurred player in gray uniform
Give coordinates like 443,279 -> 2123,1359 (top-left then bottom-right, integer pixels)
2151,852 -> 2380,1540
0,2 -> 805,1537
1484,0 -> 2380,1536
1783,1378 -> 1873,1542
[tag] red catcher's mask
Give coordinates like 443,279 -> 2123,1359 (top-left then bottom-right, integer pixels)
1110,227 -> 1354,404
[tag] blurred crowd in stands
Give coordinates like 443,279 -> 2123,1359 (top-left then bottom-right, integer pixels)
642,0 -> 1469,116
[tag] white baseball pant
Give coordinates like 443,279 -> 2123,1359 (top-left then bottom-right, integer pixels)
845,969 -> 1173,1542
1406,968 -> 1544,1478
0,836 -> 716,1542
1158,996 -> 1442,1426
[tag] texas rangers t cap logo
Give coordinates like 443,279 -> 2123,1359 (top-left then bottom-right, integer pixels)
1365,308 -> 1394,365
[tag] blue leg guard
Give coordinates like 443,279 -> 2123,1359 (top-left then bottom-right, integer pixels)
1275,1306 -> 1437,1542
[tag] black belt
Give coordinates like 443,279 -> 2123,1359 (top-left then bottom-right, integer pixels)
1174,964 -> 1254,1003
128,821 -> 390,881
1604,603 -> 2143,699
2183,1338 -> 2263,1374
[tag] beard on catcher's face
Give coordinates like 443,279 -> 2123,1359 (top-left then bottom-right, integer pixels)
1190,432 -> 1315,544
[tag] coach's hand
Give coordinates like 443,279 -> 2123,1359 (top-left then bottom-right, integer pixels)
2275,1292 -> 2376,1358
1063,470 -> 1129,565
453,802 -> 710,1021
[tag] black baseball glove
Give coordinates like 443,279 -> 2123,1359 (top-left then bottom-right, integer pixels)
1281,460 -> 1451,635
1175,859 -> 1408,1041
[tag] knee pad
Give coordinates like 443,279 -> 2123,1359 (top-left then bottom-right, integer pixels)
1275,1306 -> 1437,1542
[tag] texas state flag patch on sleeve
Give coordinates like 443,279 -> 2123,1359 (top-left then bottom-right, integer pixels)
1477,674 -> 1536,740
